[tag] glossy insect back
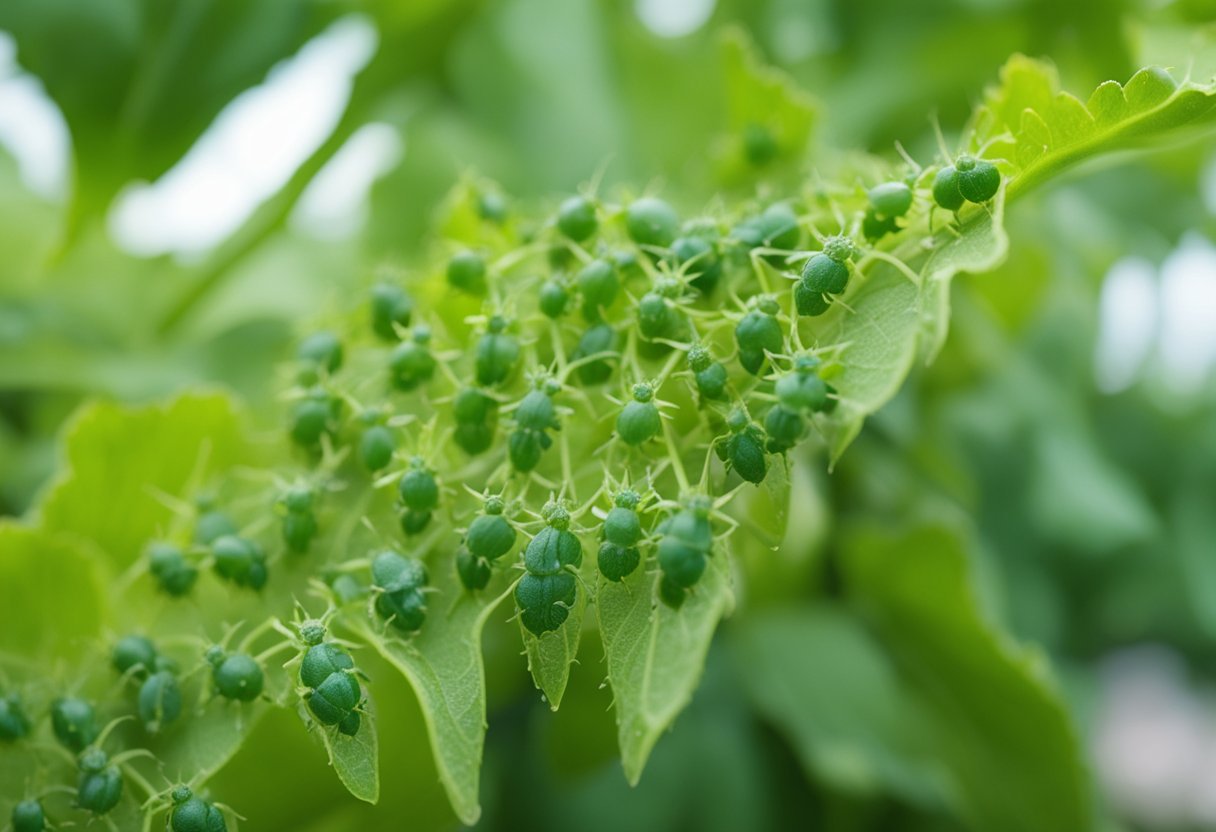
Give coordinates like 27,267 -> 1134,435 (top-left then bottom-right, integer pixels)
76,748 -> 123,815
10,799 -> 45,832
209,651 -> 265,702
51,696 -> 97,752
446,249 -> 488,294
0,693 -> 30,741
616,383 -> 662,446
516,502 -> 582,635
735,296 -> 783,375
954,155 -> 1001,203
138,669 -> 183,733
625,197 -> 679,249
371,550 -> 429,633
932,165 -> 965,211
169,786 -> 229,832
556,194 -> 598,243
598,490 -> 644,582
298,626 -> 364,737
148,541 -> 199,596
657,498 -> 714,608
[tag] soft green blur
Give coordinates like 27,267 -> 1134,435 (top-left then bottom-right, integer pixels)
2,1 -> 1215,830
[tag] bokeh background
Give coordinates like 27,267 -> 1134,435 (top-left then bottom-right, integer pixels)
2,0 -> 1216,829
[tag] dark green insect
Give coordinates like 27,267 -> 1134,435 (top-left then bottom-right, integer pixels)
447,249 -> 488,294
867,181 -> 913,218
359,422 -> 396,472
730,202 -> 801,254
625,197 -> 679,249
76,748 -> 122,816
597,542 -> 640,583
515,385 -> 560,433
475,316 -> 520,387
0,693 -> 30,741
742,121 -> 778,166
280,485 -> 318,555
10,798 -> 44,832
452,387 -> 498,456
138,670 -> 182,733
372,550 -> 428,633
508,429 -> 547,473
719,408 -> 768,484
515,572 -> 577,635
764,405 -> 806,453
734,296 -> 783,375
616,383 -> 662,446
289,389 -> 341,449
192,501 -> 236,545
299,639 -> 362,736
51,697 -> 97,752
571,323 -> 616,385
538,279 -> 569,319
169,786 -> 228,832
576,259 -> 618,322
148,541 -> 198,597
211,535 -> 268,590
688,345 -> 728,400
775,355 -> 828,413
297,331 -> 343,375
932,165 -> 965,211
667,234 -> 722,294
465,497 -> 516,562
478,191 -> 508,224
398,459 -> 439,514
388,326 -> 436,392
862,207 -> 900,242
523,505 -> 582,576
658,502 -> 714,603
800,253 -> 850,295
556,195 -> 598,242
954,155 -> 1001,203
456,547 -> 492,592
603,490 -> 643,548
209,652 -> 264,703
112,634 -> 157,679
370,283 -> 413,341
794,280 -> 831,317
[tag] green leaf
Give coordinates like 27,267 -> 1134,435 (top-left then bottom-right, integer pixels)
816,189 -> 1009,462
147,696 -> 271,786
974,55 -> 1216,201
0,522 -> 110,661
597,549 -> 734,784
841,523 -> 1094,832
521,582 -> 586,711
348,578 -> 513,825
712,26 -> 817,182
731,605 -> 948,805
316,697 -> 380,804
38,392 -> 250,568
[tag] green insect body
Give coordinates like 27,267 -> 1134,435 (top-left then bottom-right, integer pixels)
452,387 -> 498,456
193,505 -> 236,545
281,486 -> 318,554
10,799 -> 44,832
111,634 -> 157,679
76,749 -> 122,815
668,234 -> 722,294
720,409 -> 768,484
867,181 -> 913,218
794,280 -> 831,317
523,524 -> 582,576
456,547 -> 492,592
538,279 -> 569,318
800,253 -> 850,295
370,283 -> 413,340
211,653 -> 265,702
576,259 -> 619,322
862,207 -> 900,241
51,697 -> 97,752
0,693 -> 30,741
742,121 -> 778,166
688,345 -> 728,400
731,202 -> 801,254
148,542 -> 198,596
447,249 -> 488,294
515,572 -> 578,635
388,327 -> 436,392
625,197 -> 679,248
465,500 -> 516,562
597,541 -> 640,582
297,331 -> 343,375
616,384 -> 661,446
775,357 -> 829,413
359,423 -> 396,471
658,507 -> 714,600
170,787 -> 228,832
954,155 -> 1001,203
138,670 -> 182,733
371,550 -> 428,632
299,641 -> 362,736
764,405 -> 806,453
556,195 -> 598,242
475,316 -> 520,387
735,297 -> 783,375
932,165 -> 965,211
398,460 -> 439,514
478,191 -> 508,223
571,323 -> 616,385
211,535 -> 268,590
603,494 -> 643,548
289,389 -> 341,449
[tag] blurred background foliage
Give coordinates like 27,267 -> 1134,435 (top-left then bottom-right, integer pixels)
2,0 -> 1215,830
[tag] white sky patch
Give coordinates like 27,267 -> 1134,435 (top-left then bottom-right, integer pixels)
292,122 -> 402,240
1094,257 -> 1158,394
635,0 -> 716,39
1157,233 -> 1216,395
0,31 -> 70,200
108,15 -> 377,260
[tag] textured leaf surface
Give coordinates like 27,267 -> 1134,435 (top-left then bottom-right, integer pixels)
522,580 -> 587,712
318,697 -> 380,804
597,551 -> 734,784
